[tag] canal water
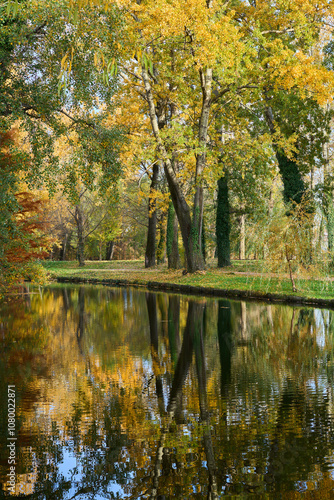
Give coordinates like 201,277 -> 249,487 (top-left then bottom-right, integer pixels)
0,285 -> 334,498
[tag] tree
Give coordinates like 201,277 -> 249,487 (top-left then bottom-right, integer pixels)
107,0 -> 334,271
1,0 -> 124,254
166,201 -> 180,269
264,93 -> 331,209
145,164 -> 159,268
0,130 -> 52,294
97,0 -> 253,271
216,174 -> 231,267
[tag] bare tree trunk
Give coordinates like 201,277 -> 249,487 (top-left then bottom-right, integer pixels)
105,240 -> 114,260
74,205 -> 85,267
59,233 -> 68,261
145,163 -> 159,268
99,240 -> 102,261
167,201 -> 180,269
239,214 -> 245,260
156,211 -> 166,265
59,231 -> 71,261
216,174 -> 231,267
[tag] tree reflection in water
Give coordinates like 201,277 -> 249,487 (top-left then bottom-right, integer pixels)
0,287 -> 334,498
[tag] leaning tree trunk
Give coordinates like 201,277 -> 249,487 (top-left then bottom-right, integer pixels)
145,163 -> 159,268
142,63 -> 212,273
216,174 -> 231,267
166,201 -> 180,269
74,205 -> 85,267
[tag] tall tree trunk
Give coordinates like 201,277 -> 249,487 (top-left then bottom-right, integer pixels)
201,215 -> 206,263
59,233 -> 68,261
99,240 -> 102,261
145,163 -> 159,268
142,65 -> 211,272
166,201 -> 180,269
239,214 -> 245,260
156,211 -> 166,264
327,205 -> 334,259
105,240 -> 114,260
216,174 -> 231,267
74,205 -> 85,267
59,231 -> 71,261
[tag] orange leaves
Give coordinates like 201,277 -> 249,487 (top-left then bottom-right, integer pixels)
5,192 -> 53,264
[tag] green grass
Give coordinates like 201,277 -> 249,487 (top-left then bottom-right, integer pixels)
42,259 -> 144,270
41,259 -> 334,304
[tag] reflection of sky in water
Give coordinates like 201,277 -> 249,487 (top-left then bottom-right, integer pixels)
315,309 -> 326,348
2,287 -> 334,498
59,449 -> 127,499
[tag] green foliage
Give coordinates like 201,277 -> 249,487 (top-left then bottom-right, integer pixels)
269,92 -> 332,174
20,261 -> 49,284
276,151 -> 306,206
1,0 -> 125,195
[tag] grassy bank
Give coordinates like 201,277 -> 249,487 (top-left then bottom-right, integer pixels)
42,259 -> 334,307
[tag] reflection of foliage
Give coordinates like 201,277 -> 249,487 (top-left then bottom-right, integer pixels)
0,294 -> 50,496
1,288 -> 334,497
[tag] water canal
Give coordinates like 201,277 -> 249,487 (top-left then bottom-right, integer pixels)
1,285 -> 334,498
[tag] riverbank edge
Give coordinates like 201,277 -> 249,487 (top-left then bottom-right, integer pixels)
55,276 -> 334,309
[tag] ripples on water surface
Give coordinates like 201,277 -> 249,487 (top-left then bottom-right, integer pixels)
1,285 -> 334,498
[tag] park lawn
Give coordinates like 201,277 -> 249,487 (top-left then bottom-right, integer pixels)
42,259 -> 334,304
